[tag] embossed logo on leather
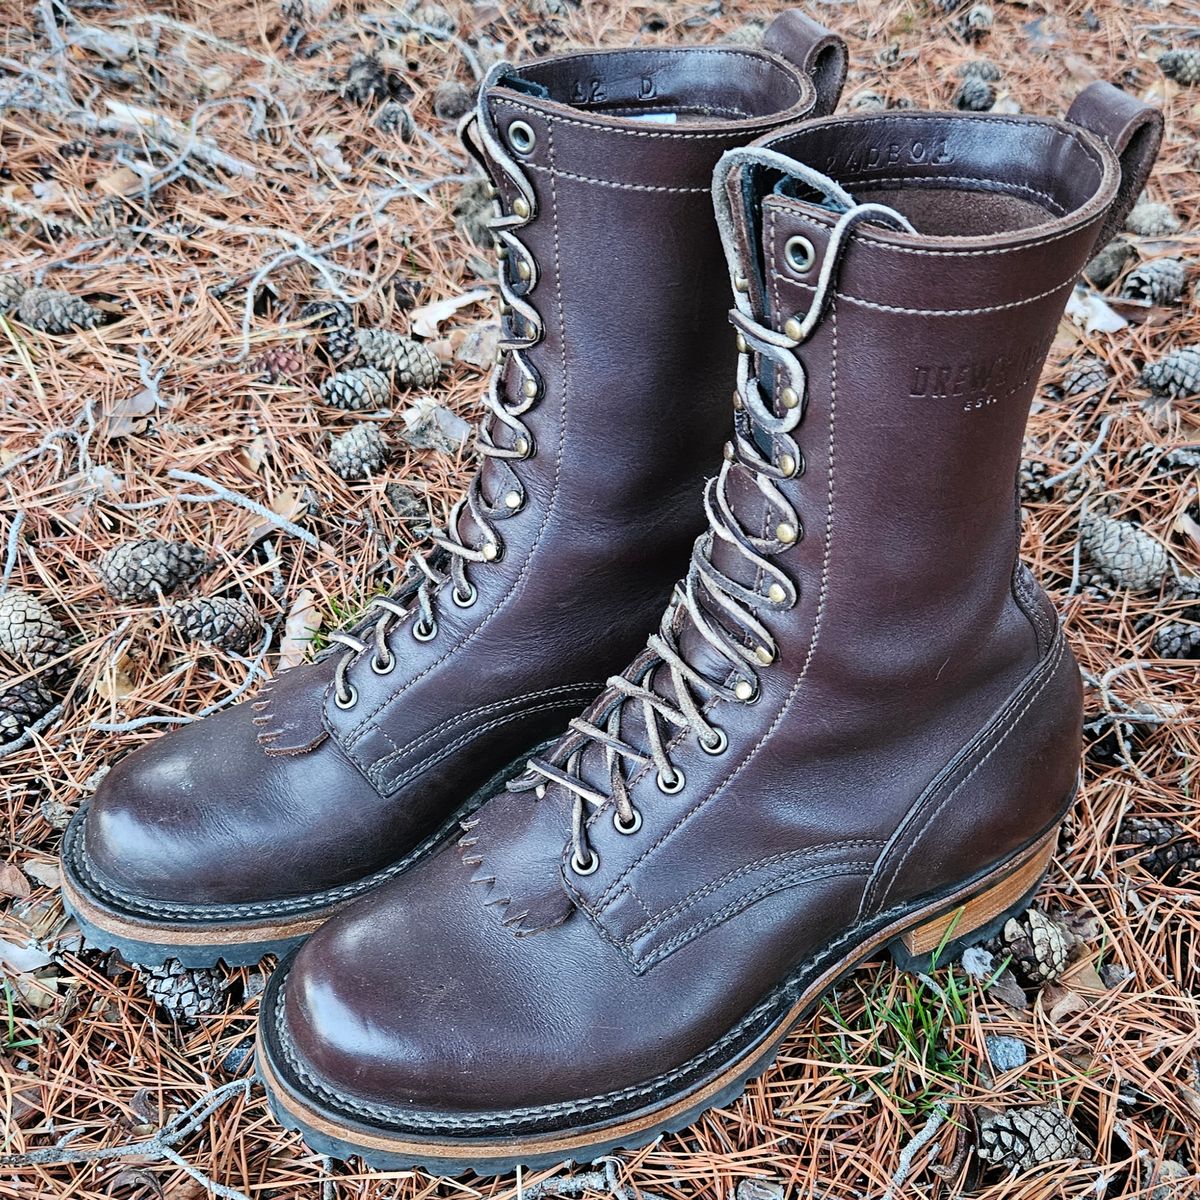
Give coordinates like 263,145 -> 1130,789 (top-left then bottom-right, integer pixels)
908,332 -> 1055,413
833,137 -> 954,174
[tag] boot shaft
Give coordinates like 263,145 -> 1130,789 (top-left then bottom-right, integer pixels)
455,26 -> 843,570
326,18 -> 850,796
706,93 -> 1162,716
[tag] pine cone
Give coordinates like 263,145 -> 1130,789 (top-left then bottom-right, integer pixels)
1142,346 -> 1200,397
320,366 -> 391,411
353,328 -> 441,387
989,906 -> 1071,986
375,100 -> 415,140
433,81 -> 474,121
299,299 -> 357,365
385,481 -> 428,524
329,424 -> 391,480
1019,459 -> 1053,503
1084,238 -> 1134,289
0,676 -> 54,743
0,589 -> 70,675
958,58 -> 1001,80
1062,352 -> 1109,397
954,75 -> 995,111
976,1105 -> 1081,1173
1126,201 -> 1181,238
1159,49 -> 1200,85
454,177 -> 497,248
953,3 -> 994,43
1163,446 -> 1200,471
0,274 -> 25,314
170,596 -> 263,653
1121,257 -> 1186,304
1118,816 -> 1199,882
1153,620 -> 1200,658
1080,513 -> 1170,591
253,344 -> 307,383
138,960 -> 227,1023
16,286 -> 101,333
411,2 -> 457,34
848,89 -> 886,112
96,539 -> 208,602
342,54 -> 393,104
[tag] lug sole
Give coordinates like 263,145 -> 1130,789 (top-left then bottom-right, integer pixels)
59,747 -> 544,968
255,825 -> 1059,1175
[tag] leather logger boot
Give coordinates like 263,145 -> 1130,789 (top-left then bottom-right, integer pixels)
255,84 -> 1162,1173
58,14 -> 849,968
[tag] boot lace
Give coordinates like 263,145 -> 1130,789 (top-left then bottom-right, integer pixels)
511,151 -> 914,876
329,65 -> 543,709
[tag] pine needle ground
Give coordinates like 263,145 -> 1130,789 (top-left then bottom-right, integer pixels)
1,2 -> 1198,1198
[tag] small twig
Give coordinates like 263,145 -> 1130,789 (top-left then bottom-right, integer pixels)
0,1079 -> 251,1168
89,620 -> 276,731
159,1147 -> 252,1200
1,510 -> 26,594
0,700 -> 64,761
881,1101 -> 950,1200
166,469 -> 323,549
1044,414 -> 1115,489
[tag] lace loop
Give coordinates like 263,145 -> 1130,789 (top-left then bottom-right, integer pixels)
513,155 -> 915,875
329,66 -> 544,710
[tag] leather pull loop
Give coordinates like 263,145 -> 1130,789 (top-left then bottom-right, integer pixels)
1066,81 -> 1164,255
762,10 -> 847,118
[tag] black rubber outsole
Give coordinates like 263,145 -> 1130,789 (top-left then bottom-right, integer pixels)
60,746 -> 547,968
254,850 -> 1051,1176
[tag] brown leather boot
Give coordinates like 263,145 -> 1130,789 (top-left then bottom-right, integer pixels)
256,85 -> 1161,1173
59,16 -> 847,967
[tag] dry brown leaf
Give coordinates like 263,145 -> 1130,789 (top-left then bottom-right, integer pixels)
278,588 -> 321,671
0,862 -> 31,899
1175,508 -> 1200,553
409,288 -> 489,339
93,653 -> 137,702
103,387 -> 158,440
23,860 -> 61,890
239,433 -> 269,474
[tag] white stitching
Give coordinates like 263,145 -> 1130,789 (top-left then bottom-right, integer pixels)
875,635 -> 1066,911
369,683 -> 599,774
592,247 -> 840,911
634,862 -> 875,968
623,840 -> 885,941
779,272 -> 1077,316
491,95 -> 804,140
370,693 -> 595,792
523,160 -> 709,193
768,195 -> 1098,258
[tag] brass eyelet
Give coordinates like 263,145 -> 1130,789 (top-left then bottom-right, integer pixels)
656,767 -> 686,795
734,678 -> 759,703
413,617 -> 438,642
571,849 -> 599,876
452,582 -> 478,609
700,728 -> 728,756
334,684 -> 358,710
507,120 -> 536,154
503,490 -> 523,512
613,807 -> 643,835
785,235 -> 815,274
370,650 -> 395,675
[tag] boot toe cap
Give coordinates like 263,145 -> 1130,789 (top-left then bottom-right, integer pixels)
79,699 -> 380,906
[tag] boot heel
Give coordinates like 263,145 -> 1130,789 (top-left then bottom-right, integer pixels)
888,828 -> 1057,972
